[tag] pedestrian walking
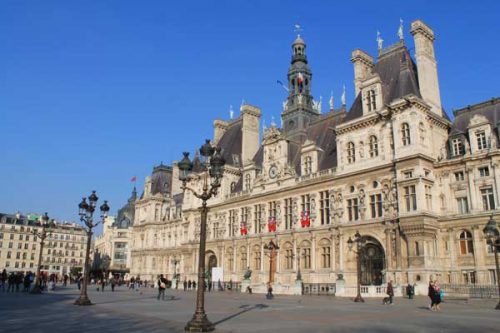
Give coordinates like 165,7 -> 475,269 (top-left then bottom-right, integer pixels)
0,269 -> 7,292
428,280 -> 436,311
101,278 -> 106,292
386,280 -> 394,305
157,274 -> 167,301
188,280 -> 192,290
406,283 -> 414,299
266,283 -> 274,299
433,279 -> 442,311
183,279 -> 187,291
192,281 -> 196,290
110,276 -> 116,292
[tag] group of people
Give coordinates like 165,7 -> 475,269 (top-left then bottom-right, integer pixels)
0,269 -> 65,293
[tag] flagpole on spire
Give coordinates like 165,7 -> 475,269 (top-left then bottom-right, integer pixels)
329,91 -> 334,110
229,105 -> 234,119
294,24 -> 302,37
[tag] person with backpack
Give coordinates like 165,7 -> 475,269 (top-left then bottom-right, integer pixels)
386,280 -> 394,305
157,274 -> 167,301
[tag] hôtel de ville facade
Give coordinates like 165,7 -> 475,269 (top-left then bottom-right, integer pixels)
126,20 -> 499,294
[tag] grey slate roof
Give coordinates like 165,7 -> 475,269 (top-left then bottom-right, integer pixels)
150,163 -> 172,196
345,43 -> 421,122
216,119 -> 243,167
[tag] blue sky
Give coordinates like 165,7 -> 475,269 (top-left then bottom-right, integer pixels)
1,0 -> 499,228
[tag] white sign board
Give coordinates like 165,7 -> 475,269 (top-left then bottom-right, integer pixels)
211,267 -> 223,282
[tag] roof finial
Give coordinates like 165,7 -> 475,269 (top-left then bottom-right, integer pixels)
398,18 -> 404,40
229,105 -> 234,119
271,115 -> 276,128
329,91 -> 334,110
376,31 -> 384,50
262,118 -> 267,132
341,84 -> 346,106
294,23 -> 302,38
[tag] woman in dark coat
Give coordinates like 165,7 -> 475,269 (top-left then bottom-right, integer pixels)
428,281 -> 436,311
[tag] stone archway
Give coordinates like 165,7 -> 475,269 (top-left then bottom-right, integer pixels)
205,250 -> 217,273
360,236 -> 385,286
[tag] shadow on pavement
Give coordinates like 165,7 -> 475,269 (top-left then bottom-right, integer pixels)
213,303 -> 269,326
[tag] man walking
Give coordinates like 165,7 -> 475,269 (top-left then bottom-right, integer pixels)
183,279 -> 187,291
386,280 -> 394,305
157,274 -> 167,301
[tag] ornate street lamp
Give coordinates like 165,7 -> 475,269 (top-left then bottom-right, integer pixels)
264,240 -> 280,285
74,191 -> 110,306
180,140 -> 225,332
30,212 -> 53,294
483,215 -> 500,310
347,231 -> 366,303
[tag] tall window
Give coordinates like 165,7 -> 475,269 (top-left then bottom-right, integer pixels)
425,185 -> 432,210
369,136 -> 378,157
304,156 -> 312,175
481,187 -> 495,211
301,194 -> 311,214
241,207 -> 249,231
452,138 -> 463,156
319,191 -> 330,225
253,247 -> 261,270
253,204 -> 263,234
476,130 -> 487,150
321,246 -> 331,268
284,198 -> 293,230
404,185 -> 417,211
459,231 -> 474,255
456,197 -> 469,214
347,198 -> 359,221
229,209 -> 237,237
285,248 -> 294,270
244,174 -> 251,191
347,142 -> 355,163
366,89 -> 376,111
370,194 -> 383,218
402,123 -> 411,146
268,201 -> 277,218
302,248 -> 311,269
240,248 -> 247,270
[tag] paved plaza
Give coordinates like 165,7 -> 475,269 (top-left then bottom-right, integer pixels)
1,285 -> 498,333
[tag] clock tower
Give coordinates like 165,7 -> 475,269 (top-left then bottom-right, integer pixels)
281,34 -> 319,143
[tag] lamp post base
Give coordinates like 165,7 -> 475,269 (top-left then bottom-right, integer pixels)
30,285 -> 43,294
354,294 -> 365,303
185,313 -> 215,332
74,295 -> 93,306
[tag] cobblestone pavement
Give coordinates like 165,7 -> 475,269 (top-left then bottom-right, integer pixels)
1,285 -> 498,332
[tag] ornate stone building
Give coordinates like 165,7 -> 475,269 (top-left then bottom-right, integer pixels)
129,20 -> 499,294
95,187 -> 136,276
0,212 -> 86,277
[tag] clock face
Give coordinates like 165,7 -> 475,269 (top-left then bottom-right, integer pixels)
269,165 -> 278,179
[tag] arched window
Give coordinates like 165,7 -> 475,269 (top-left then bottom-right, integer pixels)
253,245 -> 261,270
402,123 -> 411,146
347,142 -> 356,163
319,239 -> 331,269
459,230 -> 474,255
283,242 -> 293,270
299,240 -> 311,269
369,136 -> 378,157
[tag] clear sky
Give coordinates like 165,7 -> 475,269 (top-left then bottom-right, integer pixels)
1,0 -> 499,228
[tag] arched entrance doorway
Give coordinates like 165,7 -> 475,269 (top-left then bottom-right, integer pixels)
205,251 -> 217,280
360,236 -> 385,285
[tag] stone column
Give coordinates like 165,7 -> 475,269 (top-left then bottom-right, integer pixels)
448,229 -> 459,283
492,162 -> 500,208
466,166 -> 477,211
385,228 -> 393,271
311,235 -> 316,271
395,226 -> 402,269
471,225 -> 487,283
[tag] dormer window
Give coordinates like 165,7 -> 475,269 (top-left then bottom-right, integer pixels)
304,156 -> 312,174
476,130 -> 487,150
244,174 -> 251,191
402,123 -> 411,146
369,136 -> 378,157
366,89 -> 376,111
452,138 -> 464,156
347,142 -> 356,163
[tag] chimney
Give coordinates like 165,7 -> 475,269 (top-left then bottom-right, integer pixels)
240,104 -> 261,165
410,19 -> 442,116
213,119 -> 228,145
351,49 -> 374,97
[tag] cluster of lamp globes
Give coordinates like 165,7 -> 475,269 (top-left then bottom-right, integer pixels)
178,139 -> 226,182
